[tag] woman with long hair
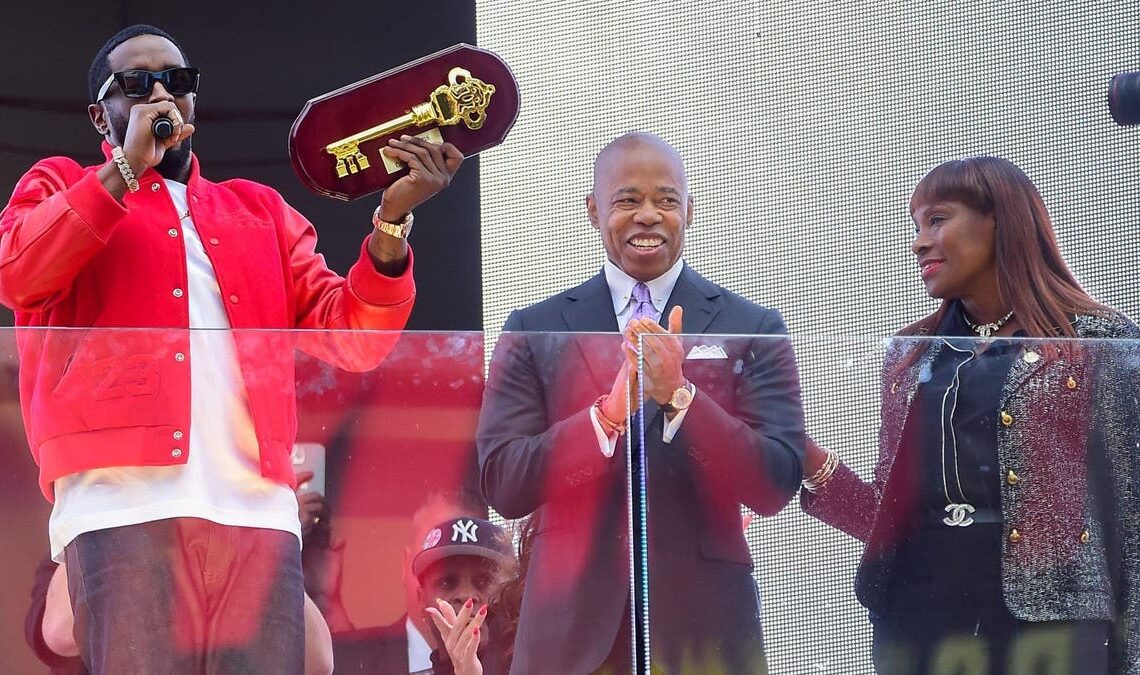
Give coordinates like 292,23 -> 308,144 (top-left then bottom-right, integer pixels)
801,156 -> 1139,674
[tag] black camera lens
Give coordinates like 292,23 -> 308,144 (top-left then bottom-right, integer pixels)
1109,72 -> 1140,126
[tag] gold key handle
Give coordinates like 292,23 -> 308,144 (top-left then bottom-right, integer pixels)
325,67 -> 496,178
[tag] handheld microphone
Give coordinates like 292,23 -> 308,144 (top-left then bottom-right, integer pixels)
152,115 -> 175,140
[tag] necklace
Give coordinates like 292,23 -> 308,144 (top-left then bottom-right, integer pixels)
964,310 -> 1014,338
939,340 -> 977,527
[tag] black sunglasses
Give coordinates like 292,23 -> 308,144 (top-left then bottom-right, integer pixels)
96,67 -> 200,101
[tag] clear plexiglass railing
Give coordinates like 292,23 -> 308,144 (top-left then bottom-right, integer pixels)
1,327 -> 1136,674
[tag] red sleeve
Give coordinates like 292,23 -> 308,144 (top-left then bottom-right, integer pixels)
280,198 -> 415,332
275,195 -> 415,372
0,160 -> 126,312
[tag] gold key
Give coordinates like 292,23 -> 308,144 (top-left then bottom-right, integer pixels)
325,67 -> 496,178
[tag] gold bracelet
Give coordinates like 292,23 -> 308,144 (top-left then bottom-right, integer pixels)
111,146 -> 140,192
802,450 -> 839,493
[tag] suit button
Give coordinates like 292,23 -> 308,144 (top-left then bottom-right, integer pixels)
1000,411 -> 1014,426
1009,529 -> 1021,543
174,352 -> 185,362
890,382 -> 899,393
1067,376 -> 1077,390
172,288 -> 184,298
171,448 -> 183,458
150,183 -> 160,192
1022,351 -> 1040,364
168,228 -> 178,237
173,430 -> 184,440
209,237 -> 220,245
1006,470 -> 1019,485
229,294 -> 239,304
1080,529 -> 1090,544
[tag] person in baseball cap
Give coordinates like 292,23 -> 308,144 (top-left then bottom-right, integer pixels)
414,517 -> 515,675
413,517 -> 513,589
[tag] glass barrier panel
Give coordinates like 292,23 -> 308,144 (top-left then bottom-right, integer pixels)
639,332 -> 1140,675
0,327 -> 643,675
0,328 -> 495,674
482,330 -> 638,675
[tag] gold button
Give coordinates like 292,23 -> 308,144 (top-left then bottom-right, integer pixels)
1009,529 -> 1021,543
1006,470 -> 1019,485
1023,351 -> 1040,364
890,382 -> 899,394
1080,529 -> 1090,543
1067,376 -> 1077,390
1000,411 -> 1014,426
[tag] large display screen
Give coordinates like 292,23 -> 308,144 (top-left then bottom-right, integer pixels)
477,2 -> 1140,672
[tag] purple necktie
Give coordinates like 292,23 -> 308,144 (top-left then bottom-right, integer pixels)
630,282 -> 656,324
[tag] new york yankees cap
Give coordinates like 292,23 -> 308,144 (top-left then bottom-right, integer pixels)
412,516 -> 513,579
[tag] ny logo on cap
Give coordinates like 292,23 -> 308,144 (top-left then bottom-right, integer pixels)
452,519 -> 479,543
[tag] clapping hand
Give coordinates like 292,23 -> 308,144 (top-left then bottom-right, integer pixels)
625,306 -> 686,405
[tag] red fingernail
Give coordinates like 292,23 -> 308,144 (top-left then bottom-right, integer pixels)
474,627 -> 480,637
479,604 -> 488,616
464,598 -> 473,609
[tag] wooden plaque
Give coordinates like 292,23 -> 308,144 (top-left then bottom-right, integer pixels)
289,44 -> 519,201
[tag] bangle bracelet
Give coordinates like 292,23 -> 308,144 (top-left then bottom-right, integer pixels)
802,449 -> 839,493
593,395 -> 627,436
111,146 -> 140,193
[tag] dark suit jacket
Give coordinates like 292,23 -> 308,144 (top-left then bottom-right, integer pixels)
477,266 -> 805,674
330,619 -> 410,674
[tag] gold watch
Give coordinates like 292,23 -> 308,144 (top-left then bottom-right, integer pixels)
661,381 -> 695,414
372,207 -> 414,239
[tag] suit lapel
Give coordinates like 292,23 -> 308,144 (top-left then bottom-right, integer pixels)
561,272 -> 623,393
662,266 -> 722,336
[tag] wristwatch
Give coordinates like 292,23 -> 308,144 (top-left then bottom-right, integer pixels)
660,381 -> 695,414
372,207 -> 414,239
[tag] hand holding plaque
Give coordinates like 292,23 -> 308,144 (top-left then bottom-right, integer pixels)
290,44 -> 519,201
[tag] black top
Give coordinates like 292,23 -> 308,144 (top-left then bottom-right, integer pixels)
879,302 -> 1023,629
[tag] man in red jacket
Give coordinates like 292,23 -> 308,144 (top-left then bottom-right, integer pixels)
0,24 -> 463,674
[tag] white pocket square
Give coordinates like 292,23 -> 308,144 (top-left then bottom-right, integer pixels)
686,344 -> 728,360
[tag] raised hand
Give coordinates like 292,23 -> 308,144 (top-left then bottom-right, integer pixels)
121,101 -> 194,174
626,306 -> 686,405
377,135 -> 464,220
426,597 -> 487,675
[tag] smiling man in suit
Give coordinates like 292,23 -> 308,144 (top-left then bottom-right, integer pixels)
476,132 -> 805,674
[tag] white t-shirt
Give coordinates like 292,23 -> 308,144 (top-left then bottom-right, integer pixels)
49,180 -> 300,559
